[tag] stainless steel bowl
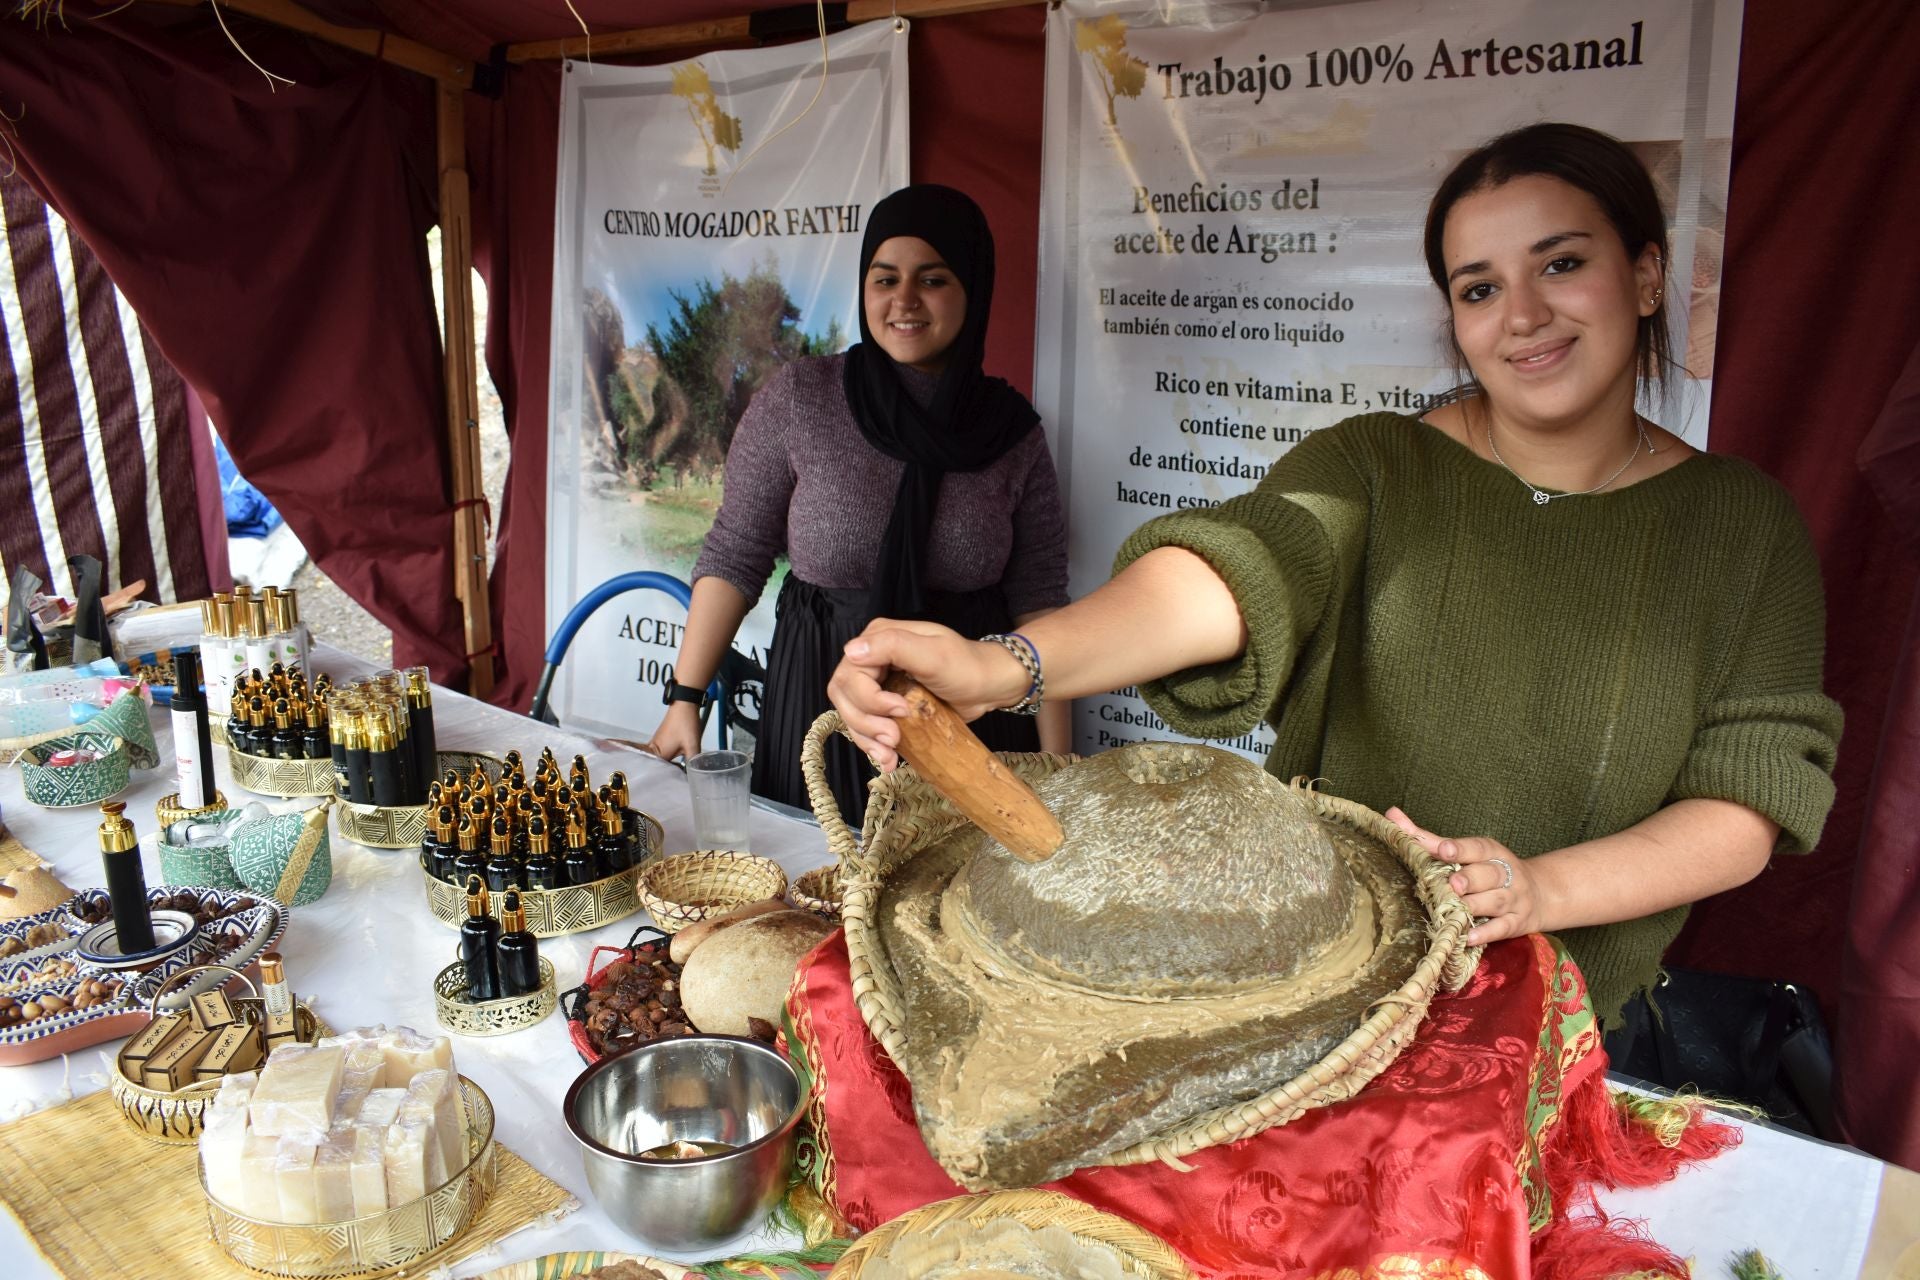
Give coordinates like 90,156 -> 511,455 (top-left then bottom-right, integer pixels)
564,1036 -> 804,1250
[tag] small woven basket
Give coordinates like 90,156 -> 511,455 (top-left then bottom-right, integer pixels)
831,1189 -> 1197,1279
787,865 -> 841,921
637,851 -> 787,934
803,711 -> 1480,1174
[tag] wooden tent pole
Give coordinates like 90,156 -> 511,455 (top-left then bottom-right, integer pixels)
120,0 -> 475,86
436,82 -> 496,698
505,0 -> 1043,63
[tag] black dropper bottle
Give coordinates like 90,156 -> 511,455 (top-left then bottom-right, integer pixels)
270,697 -> 299,761
303,698 -> 329,761
484,816 -> 522,893
494,889 -> 541,997
450,812 -> 487,888
459,876 -> 503,1002
561,811 -> 597,887
522,816 -> 559,890
607,771 -> 645,866
594,795 -> 625,878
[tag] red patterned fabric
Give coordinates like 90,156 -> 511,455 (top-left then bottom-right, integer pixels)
785,931 -> 1717,1280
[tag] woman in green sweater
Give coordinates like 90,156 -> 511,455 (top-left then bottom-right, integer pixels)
827,123 -> 1841,1030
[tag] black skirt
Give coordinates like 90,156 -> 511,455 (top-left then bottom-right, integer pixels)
751,573 -> 1040,830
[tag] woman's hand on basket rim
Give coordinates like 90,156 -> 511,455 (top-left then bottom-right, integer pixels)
1386,806 -> 1541,947
829,619 -> 1030,771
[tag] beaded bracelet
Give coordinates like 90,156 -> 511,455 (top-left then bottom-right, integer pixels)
980,632 -> 1043,715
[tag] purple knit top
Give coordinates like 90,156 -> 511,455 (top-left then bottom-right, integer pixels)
692,352 -> 1070,617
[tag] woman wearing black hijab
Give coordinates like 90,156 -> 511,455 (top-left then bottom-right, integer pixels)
649,184 -> 1070,825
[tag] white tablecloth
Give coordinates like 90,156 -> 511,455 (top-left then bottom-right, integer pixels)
0,647 -> 1898,1277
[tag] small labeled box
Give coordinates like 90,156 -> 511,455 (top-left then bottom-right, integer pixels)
119,1013 -> 192,1077
194,1022 -> 265,1082
143,1026 -> 217,1092
191,989 -> 239,1033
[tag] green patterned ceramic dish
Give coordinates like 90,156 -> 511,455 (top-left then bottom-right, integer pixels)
229,804 -> 332,907
19,733 -> 131,808
156,816 -> 246,891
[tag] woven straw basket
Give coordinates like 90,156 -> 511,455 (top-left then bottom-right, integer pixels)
802,712 -> 1481,1174
637,850 -> 788,934
787,864 -> 842,921
831,1189 -> 1197,1279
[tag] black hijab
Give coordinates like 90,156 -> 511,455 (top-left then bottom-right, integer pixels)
842,184 -> 1041,622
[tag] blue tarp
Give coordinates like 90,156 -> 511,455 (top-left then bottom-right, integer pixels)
214,432 -> 283,539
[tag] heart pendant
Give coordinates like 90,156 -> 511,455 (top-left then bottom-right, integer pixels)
1532,490 -> 1551,505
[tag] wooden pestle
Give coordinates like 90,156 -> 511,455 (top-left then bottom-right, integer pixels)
882,672 -> 1063,863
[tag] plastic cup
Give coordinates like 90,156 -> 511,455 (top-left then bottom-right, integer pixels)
685,750 -> 752,851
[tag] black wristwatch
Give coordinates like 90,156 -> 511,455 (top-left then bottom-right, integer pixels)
661,678 -> 708,709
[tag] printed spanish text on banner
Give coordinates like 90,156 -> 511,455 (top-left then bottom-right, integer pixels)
1036,0 -> 1740,759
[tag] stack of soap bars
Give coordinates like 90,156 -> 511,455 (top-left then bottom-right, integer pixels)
198,1025 -> 463,1223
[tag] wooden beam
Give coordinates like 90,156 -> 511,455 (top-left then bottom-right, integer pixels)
436,82 -> 496,698
505,0 -> 1041,63
114,0 -> 474,86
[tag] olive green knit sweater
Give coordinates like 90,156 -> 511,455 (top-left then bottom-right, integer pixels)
1116,413 -> 1842,1026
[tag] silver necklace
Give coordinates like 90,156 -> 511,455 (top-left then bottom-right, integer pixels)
1486,418 -> 1652,506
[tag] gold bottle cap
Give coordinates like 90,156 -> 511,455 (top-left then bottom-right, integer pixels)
342,711 -> 368,750
565,809 -> 589,848
283,587 -> 300,626
597,799 -> 624,834
490,817 -> 511,855
608,771 -> 630,807
456,813 -> 479,851
527,816 -> 549,855
465,875 -> 490,916
272,698 -> 292,731
365,711 -> 395,752
98,801 -> 138,853
500,889 -> 527,933
249,696 -> 270,728
214,597 -> 235,639
261,952 -> 285,985
247,597 -> 269,637
406,668 -> 431,708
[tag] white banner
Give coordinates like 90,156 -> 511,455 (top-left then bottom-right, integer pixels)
1038,0 -> 1740,759
547,23 -> 910,741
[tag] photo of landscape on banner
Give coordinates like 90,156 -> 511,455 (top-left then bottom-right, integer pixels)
1037,0 -> 1741,760
547,22 -> 910,743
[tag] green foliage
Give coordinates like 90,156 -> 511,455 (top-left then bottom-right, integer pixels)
1729,1249 -> 1786,1280
615,263 -> 839,491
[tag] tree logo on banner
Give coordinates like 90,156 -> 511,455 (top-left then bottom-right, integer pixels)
1076,16 -> 1148,127
671,62 -> 743,175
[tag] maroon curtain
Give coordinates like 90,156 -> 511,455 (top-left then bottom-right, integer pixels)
1834,339 -> 1920,1164
0,8 -> 468,685
1661,0 -> 1920,1077
0,169 -> 219,605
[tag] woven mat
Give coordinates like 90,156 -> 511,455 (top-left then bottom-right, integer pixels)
0,1090 -> 578,1280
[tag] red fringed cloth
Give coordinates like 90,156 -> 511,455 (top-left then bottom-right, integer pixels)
783,932 -> 1739,1279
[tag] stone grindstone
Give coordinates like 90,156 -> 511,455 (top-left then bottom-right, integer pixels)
876,741 -> 1429,1189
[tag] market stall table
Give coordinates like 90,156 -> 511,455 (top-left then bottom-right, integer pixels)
0,646 -> 1912,1278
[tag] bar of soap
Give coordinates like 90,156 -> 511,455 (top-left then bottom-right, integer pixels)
404,1069 -> 466,1182
349,1128 -> 388,1215
382,1116 -> 431,1205
332,1082 -> 371,1125
213,1070 -> 258,1112
357,1087 -> 407,1130
319,1031 -> 389,1084
249,1044 -> 345,1138
274,1137 -> 320,1224
238,1133 -> 282,1220
377,1028 -> 453,1086
198,1107 -> 251,1207
313,1132 -> 357,1222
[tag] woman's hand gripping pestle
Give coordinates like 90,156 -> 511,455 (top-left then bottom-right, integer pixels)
881,672 -> 1063,863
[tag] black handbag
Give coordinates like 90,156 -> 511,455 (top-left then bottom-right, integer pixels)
1607,968 -> 1839,1141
